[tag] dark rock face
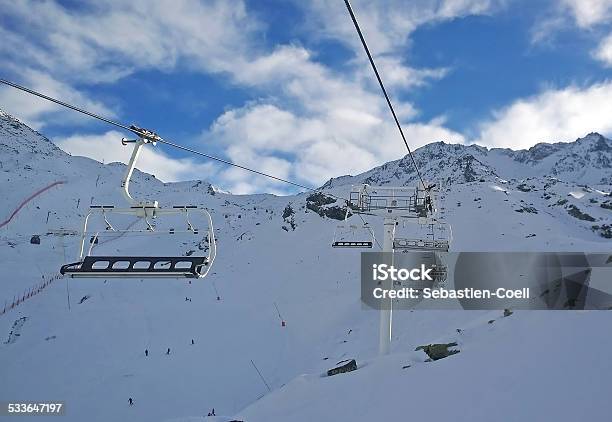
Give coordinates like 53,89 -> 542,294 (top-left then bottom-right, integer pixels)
306,192 -> 350,221
282,204 -> 295,219
461,155 -> 478,182
567,205 -> 596,222
415,342 -> 460,361
327,359 -> 357,376
282,203 -> 297,230
320,205 -> 349,220
306,192 -> 336,207
592,224 -> 612,238
514,143 -> 561,164
590,134 -> 612,152
515,205 -> 538,214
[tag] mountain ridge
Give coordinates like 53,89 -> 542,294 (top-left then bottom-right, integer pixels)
325,132 -> 612,189
2,107 -> 610,192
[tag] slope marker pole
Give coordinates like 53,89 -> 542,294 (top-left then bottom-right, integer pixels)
274,302 -> 286,327
250,359 -> 272,392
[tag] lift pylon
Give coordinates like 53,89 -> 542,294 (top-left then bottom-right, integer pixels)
343,183 -> 452,355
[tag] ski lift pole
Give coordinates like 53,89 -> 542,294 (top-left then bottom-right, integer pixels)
212,281 -> 220,300
60,233 -> 71,311
274,302 -> 286,327
379,217 -> 396,355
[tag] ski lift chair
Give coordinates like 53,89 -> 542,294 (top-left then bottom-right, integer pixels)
60,132 -> 216,278
393,220 -> 451,253
331,207 -> 375,248
331,224 -> 374,248
393,219 -> 451,288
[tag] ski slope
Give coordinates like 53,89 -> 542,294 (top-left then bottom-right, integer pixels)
0,110 -> 611,421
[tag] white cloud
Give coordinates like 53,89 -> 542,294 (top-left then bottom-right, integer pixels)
594,33 -> 612,66
560,0 -> 612,27
0,0 -> 259,83
295,0 -> 496,93
194,0 -> 497,193
0,69 -> 117,130
218,150 -> 294,195
529,16 -> 566,45
0,0 -> 260,127
355,56 -> 450,90
197,35 -> 462,193
531,0 -> 612,44
300,0 -> 502,55
475,82 -> 612,149
207,102 -> 465,193
199,10 -> 471,193
1,0 -> 490,193
55,131 -> 216,183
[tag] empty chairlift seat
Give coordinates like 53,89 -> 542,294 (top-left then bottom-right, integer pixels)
61,255 -> 210,278
60,205 -> 216,279
58,132 -> 217,280
331,223 -> 375,249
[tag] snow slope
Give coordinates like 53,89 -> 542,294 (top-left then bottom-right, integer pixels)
236,311 -> 612,422
0,110 -> 610,421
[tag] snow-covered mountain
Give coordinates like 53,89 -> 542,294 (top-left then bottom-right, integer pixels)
0,110 -> 610,422
326,132 -> 612,187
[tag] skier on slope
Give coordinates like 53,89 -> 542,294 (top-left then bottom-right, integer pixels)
128,398 -> 133,406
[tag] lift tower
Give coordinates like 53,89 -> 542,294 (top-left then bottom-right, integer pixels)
344,184 -> 451,355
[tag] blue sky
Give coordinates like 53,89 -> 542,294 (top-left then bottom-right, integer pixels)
1,0 -> 612,193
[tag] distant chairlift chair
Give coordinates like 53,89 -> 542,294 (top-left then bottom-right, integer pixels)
60,129 -> 216,278
331,207 -> 375,248
334,183 -> 452,283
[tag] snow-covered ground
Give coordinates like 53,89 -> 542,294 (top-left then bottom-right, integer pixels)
0,109 -> 610,421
